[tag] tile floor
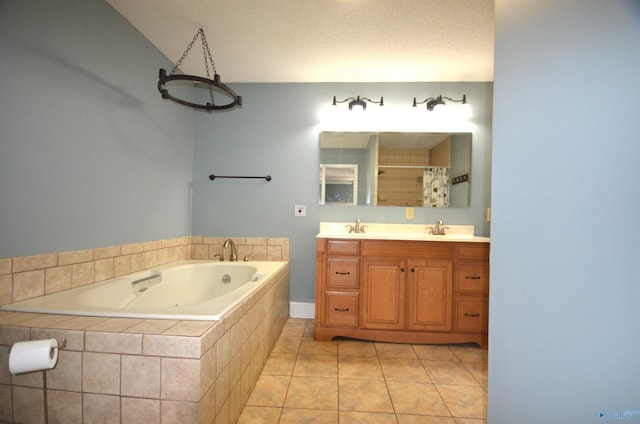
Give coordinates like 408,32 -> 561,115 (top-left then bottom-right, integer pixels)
238,318 -> 487,423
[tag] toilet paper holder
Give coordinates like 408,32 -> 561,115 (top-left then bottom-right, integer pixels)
8,337 -> 66,353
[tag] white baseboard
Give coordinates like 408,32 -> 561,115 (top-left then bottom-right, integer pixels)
289,302 -> 315,319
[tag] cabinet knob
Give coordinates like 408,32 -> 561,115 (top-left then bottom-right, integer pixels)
464,313 -> 480,317
334,307 -> 350,312
400,268 -> 405,272
410,268 -> 415,272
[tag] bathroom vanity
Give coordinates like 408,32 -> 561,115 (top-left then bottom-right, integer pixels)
315,223 -> 489,348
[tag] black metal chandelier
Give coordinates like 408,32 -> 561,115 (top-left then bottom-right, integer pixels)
157,27 -> 242,112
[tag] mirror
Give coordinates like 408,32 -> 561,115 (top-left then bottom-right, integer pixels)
320,132 -> 472,207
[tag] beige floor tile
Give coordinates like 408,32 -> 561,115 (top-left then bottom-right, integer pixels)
280,319 -> 308,337
284,377 -> 338,410
237,405 -> 282,424
280,408 -> 338,423
379,357 -> 431,383
293,354 -> 337,378
272,335 -> 302,354
299,337 -> 338,355
436,385 -> 487,419
397,415 -> 456,423
338,339 -> 378,357
245,375 -> 290,407
338,355 -> 384,380
422,360 -> 479,385
463,362 -> 488,387
339,379 -> 394,413
412,345 -> 458,361
454,419 -> 487,424
449,345 -> 488,363
375,342 -> 418,358
387,381 -> 451,416
340,411 -> 398,423
261,352 -> 297,376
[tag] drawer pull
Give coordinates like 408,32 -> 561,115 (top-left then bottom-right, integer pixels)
335,271 -> 351,275
464,313 -> 480,317
334,307 -> 350,312
465,276 -> 481,280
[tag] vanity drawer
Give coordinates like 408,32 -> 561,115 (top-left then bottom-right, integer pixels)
455,297 -> 488,333
454,243 -> 489,260
455,263 -> 489,294
327,258 -> 359,289
327,239 -> 360,255
325,292 -> 359,327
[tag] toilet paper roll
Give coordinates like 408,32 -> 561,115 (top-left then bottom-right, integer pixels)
9,339 -> 59,374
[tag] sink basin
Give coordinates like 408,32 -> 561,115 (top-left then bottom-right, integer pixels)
317,222 -> 489,242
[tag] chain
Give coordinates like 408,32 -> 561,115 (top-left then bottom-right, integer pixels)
170,28 -> 217,105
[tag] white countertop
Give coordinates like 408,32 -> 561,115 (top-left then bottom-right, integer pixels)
317,222 -> 490,243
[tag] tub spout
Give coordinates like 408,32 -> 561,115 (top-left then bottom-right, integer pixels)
223,239 -> 238,262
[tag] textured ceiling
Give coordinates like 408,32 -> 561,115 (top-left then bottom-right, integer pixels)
107,0 -> 494,83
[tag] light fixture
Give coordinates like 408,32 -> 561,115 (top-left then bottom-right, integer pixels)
158,27 -> 242,112
412,94 -> 468,111
332,96 -> 384,111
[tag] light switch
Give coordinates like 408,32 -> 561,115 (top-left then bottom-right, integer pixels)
405,207 -> 414,220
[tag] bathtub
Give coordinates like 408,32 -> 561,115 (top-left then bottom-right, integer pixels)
1,260 -> 288,320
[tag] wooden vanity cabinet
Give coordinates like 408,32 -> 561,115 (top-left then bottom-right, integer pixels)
315,237 -> 489,348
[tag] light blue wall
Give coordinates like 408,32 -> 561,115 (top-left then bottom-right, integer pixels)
192,82 -> 493,303
490,1 -> 640,422
0,0 -> 194,258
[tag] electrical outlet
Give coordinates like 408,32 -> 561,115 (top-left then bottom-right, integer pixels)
294,205 -> 306,217
487,207 -> 491,222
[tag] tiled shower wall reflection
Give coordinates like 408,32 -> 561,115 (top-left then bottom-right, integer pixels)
0,236 -> 290,423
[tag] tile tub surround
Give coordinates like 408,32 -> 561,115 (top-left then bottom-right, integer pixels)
0,236 -> 290,307
0,237 -> 290,423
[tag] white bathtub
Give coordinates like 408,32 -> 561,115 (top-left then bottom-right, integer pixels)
1,260 -> 288,321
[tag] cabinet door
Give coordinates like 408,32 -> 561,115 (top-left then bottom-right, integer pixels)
406,260 -> 453,332
361,259 -> 406,330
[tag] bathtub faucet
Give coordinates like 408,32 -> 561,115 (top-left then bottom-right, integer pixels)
223,239 -> 238,262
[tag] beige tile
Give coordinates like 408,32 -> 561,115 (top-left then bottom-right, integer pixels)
299,337 -> 338,355
340,411 -> 398,423
49,316 -> 108,330
338,340 -> 378,356
293,354 -> 337,378
114,255 -> 132,277
12,385 -> 44,423
86,317 -> 143,332
12,253 -> 57,272
11,366 -> 43,388
271,335 -> 302,354
280,319 -> 307,337
375,342 -> 418,358
47,389 -> 82,423
121,355 -> 161,398
454,419 -> 486,424
262,352 -> 297,376
45,265 -> 72,294
13,269 -> 45,301
380,357 -> 431,383
162,320 -> 212,336
338,355 -> 384,380
284,376 -> 338,410
387,381 -> 451,416
30,328 -> 84,351
83,393 -> 120,424
161,399 -> 199,423
47,350 -> 82,391
0,348 -> 10,385
0,324 -> 29,345
450,345 -> 488,363
19,314 -> 74,328
143,334 -> 200,358
0,275 -> 11,305
83,352 -> 121,395
437,385 -> 487,419
464,361 -> 488,387
215,366 -> 230,414
200,345 -> 217,397
122,242 -> 144,255
93,245 -> 121,260
71,261 -> 94,288
238,405 -> 282,424
124,319 -> 179,334
246,374 -> 291,407
95,257 -> 115,282
58,249 -> 93,266
339,379 -> 394,413
85,331 -> 142,354
161,357 -> 200,401
280,408 -> 338,423
397,414 -> 456,423
121,397 -> 160,424
412,344 -> 459,361
422,360 -> 479,386
0,258 -> 11,275
0,384 -> 11,423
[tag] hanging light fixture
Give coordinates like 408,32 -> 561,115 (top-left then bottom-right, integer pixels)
158,27 -> 242,112
412,94 -> 469,112
332,96 -> 384,111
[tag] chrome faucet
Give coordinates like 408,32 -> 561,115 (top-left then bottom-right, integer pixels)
428,220 -> 449,235
346,218 -> 367,234
222,239 -> 238,262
